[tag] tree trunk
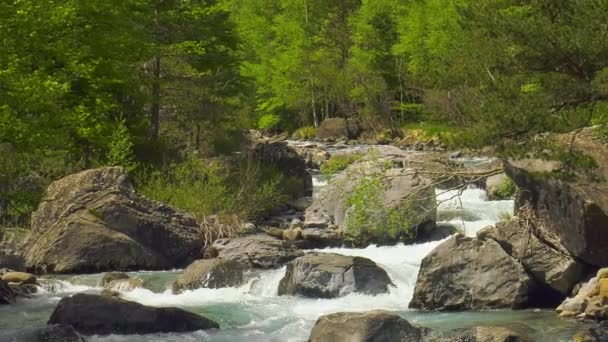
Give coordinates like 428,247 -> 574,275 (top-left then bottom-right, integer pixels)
151,53 -> 161,141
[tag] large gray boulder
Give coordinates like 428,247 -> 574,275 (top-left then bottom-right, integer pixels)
478,217 -> 587,296
172,258 -> 249,294
304,154 -> 436,245
315,118 -> 361,141
250,141 -> 312,197
278,252 -> 393,298
210,235 -> 303,269
309,310 -> 433,342
503,127 -> 608,267
48,293 -> 219,335
410,234 -> 536,310
0,324 -> 85,342
23,167 -> 202,273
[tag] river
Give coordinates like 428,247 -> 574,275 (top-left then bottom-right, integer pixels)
0,157 -> 583,341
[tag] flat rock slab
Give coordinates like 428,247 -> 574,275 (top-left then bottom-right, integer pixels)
48,293 -> 219,335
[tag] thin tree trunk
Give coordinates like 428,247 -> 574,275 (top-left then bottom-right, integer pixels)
151,53 -> 161,141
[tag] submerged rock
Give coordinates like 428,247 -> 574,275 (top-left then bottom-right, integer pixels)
210,234 -> 303,269
452,324 -> 535,342
0,279 -> 15,304
23,167 -> 202,273
278,252 -> 393,298
0,324 -> 85,342
48,293 -> 219,335
410,234 -> 536,310
478,217 -> 587,296
309,310 -> 433,342
172,258 -> 249,294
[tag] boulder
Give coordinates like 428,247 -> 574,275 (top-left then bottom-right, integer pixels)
0,254 -> 25,272
0,324 -> 85,342
293,228 -> 343,249
172,258 -> 249,294
452,324 -> 535,342
48,293 -> 219,335
309,310 -> 433,342
485,173 -> 511,200
410,234 -> 536,310
282,227 -> 302,241
100,272 -> 130,287
557,276 -> 599,319
9,283 -> 38,298
573,327 -> 608,342
250,142 -> 312,197
1,272 -> 37,285
304,155 -> 436,245
289,144 -> 330,169
104,278 -> 144,292
478,217 -> 587,295
278,252 -> 393,298
0,279 -> 15,304
210,235 -> 303,269
503,127 -> 608,266
23,167 -> 202,273
315,118 -> 361,141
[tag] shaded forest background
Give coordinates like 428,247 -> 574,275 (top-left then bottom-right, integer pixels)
1,0 -> 607,228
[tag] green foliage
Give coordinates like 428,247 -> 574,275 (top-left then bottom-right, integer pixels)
320,154 -> 362,177
494,177 -> 516,200
136,155 -> 294,222
257,114 -> 281,131
291,126 -> 316,140
345,175 -> 416,247
106,119 -> 138,173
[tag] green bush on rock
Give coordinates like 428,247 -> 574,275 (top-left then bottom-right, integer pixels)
320,154 -> 362,178
494,177 -> 516,200
292,126 -> 316,140
345,175 -> 417,247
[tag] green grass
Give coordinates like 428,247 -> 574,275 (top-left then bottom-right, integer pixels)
320,154 -> 362,177
291,126 -> 316,140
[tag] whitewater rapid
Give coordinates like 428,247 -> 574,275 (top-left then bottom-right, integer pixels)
0,184 -> 522,341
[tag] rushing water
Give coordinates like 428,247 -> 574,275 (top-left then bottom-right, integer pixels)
0,169 -> 584,341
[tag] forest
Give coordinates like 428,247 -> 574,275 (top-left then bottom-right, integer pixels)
1,0 -> 607,229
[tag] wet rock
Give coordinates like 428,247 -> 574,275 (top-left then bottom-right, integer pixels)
48,293 -> 219,335
0,324 -> 85,342
266,228 -> 284,239
105,278 -> 144,292
282,227 -> 302,241
250,141 -> 312,197
315,118 -> 361,141
410,234 -> 536,310
23,167 -> 202,273
211,234 -> 303,269
1,272 -> 37,285
0,279 -> 15,304
573,327 -> 608,342
278,252 -> 393,298
451,324 -> 535,342
503,128 -> 608,266
172,258 -> 249,294
294,228 -> 343,249
100,272 -> 130,287
9,283 -> 38,298
478,217 -> 587,295
309,310 -> 434,342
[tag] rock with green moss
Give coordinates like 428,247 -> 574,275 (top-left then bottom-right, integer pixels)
172,258 -> 249,294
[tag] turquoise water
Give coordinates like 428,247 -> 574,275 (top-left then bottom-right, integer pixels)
0,186 -> 587,341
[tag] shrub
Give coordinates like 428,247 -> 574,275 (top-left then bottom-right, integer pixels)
494,177 -> 517,200
107,119 -> 138,173
344,175 -> 417,247
291,126 -> 316,140
135,154 -> 293,222
257,114 -> 281,131
320,154 -> 362,177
